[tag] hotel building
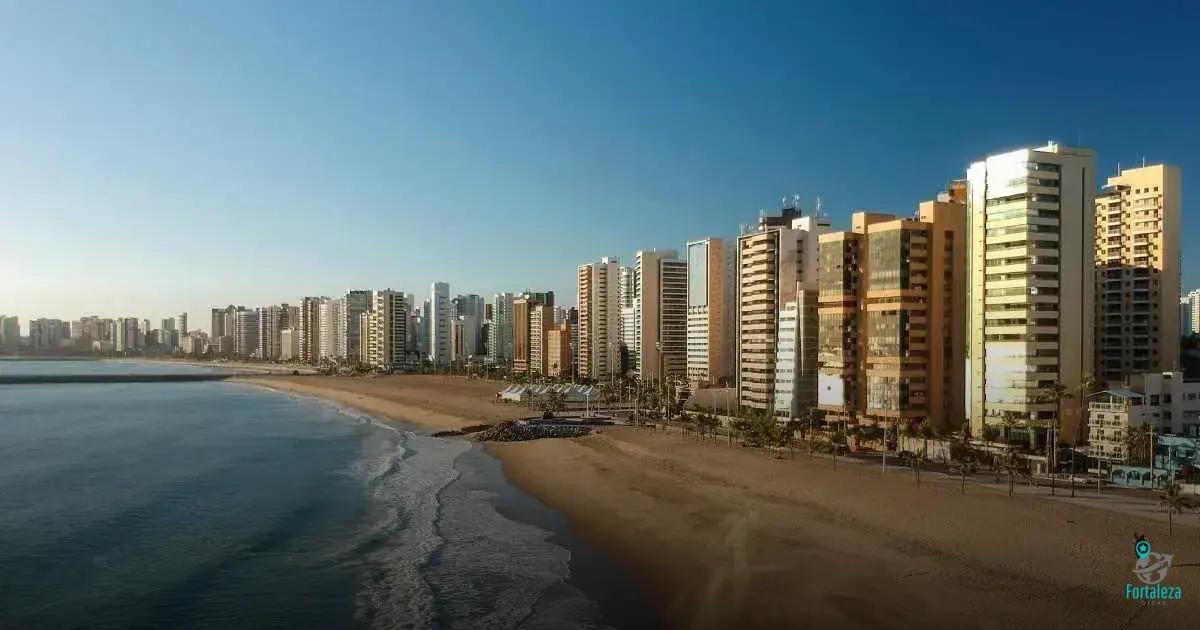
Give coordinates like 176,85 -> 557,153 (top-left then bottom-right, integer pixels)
966,142 -> 1095,443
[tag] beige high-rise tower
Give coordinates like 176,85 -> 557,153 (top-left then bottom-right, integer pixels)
1094,164 -> 1181,383
736,206 -> 830,413
577,257 -> 622,380
966,142 -> 1095,444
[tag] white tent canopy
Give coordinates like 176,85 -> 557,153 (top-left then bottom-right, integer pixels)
498,383 -> 598,403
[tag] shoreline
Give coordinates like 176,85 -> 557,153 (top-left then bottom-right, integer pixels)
233,375 -> 1200,628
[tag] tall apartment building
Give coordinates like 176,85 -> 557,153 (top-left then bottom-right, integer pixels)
114,317 -> 139,352
566,307 -> 579,378
546,323 -> 572,377
528,303 -> 555,375
29,318 -> 66,350
280,328 -> 299,361
513,291 -> 554,373
628,250 -> 688,383
685,238 -> 734,386
1094,164 -> 1181,383
815,201 -> 967,430
452,294 -> 485,359
1185,289 -> 1200,335
298,297 -> 323,364
0,315 -> 20,350
1182,296 -> 1194,337
258,305 -> 285,360
234,308 -> 259,358
176,312 -> 188,335
429,282 -> 452,364
736,206 -> 829,412
577,257 -> 622,380
619,265 -> 637,375
365,290 -> 408,370
487,292 -> 515,365
344,290 -> 372,365
966,142 -> 1095,443
318,297 -> 345,361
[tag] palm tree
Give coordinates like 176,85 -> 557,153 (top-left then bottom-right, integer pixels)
1157,481 -> 1197,536
1125,424 -> 1157,485
998,449 -> 1024,498
1036,383 -> 1073,495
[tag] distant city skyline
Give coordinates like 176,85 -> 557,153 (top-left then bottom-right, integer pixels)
3,3 -> 1199,327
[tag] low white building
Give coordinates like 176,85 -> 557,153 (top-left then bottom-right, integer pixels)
1088,372 -> 1200,462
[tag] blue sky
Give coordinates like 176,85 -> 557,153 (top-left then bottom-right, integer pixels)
2,1 -> 1198,331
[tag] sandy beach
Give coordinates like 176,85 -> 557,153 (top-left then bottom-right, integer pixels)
242,375 -> 1200,629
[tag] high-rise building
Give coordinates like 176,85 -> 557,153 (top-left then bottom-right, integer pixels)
344,290 -> 372,365
451,294 -> 485,359
235,308 -> 260,358
966,142 -> 1095,444
1185,290 -> 1200,334
685,238 -> 734,386
736,205 -> 829,412
114,317 -> 139,352
29,318 -> 66,350
430,282 -> 451,364
546,323 -> 573,377
318,297 -> 346,361
1182,296 -> 1194,337
365,290 -> 409,370
513,291 -> 554,373
487,292 -> 515,365
1094,164 -> 1181,383
298,297 -> 322,364
280,328 -> 299,361
618,265 -> 637,375
177,312 -> 188,335
566,306 -> 579,378
258,305 -> 285,360
528,303 -> 555,375
630,249 -> 688,383
577,257 -> 622,380
815,201 -> 967,431
0,315 -> 20,351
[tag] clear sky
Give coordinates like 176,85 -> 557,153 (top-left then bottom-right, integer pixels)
2,1 -> 1198,333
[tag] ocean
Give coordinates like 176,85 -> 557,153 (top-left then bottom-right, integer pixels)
0,361 -> 651,629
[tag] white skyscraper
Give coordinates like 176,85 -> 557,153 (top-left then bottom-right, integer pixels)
430,282 -> 451,364
318,297 -> 346,361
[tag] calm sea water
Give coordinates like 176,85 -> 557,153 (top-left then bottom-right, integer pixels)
0,361 -> 650,629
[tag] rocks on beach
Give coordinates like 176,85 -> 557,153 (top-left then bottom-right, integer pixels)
470,420 -> 594,442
